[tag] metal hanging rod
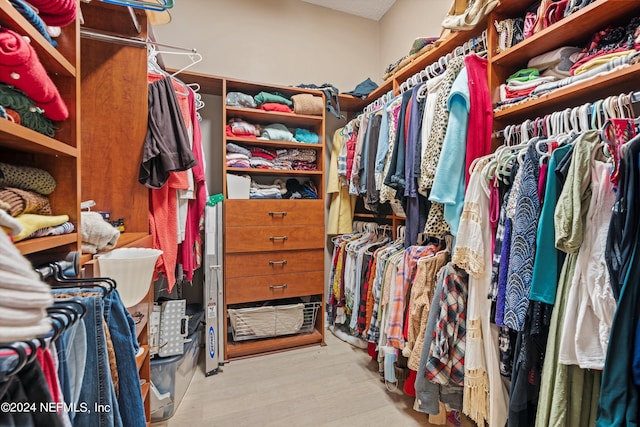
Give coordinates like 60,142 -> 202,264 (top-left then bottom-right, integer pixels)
494,90 -> 640,139
80,27 -> 197,53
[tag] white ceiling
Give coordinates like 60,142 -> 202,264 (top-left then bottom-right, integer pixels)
300,0 -> 397,21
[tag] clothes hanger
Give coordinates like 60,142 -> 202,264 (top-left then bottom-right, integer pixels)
100,0 -> 173,11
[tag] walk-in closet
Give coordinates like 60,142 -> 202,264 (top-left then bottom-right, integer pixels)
1,0 -> 639,426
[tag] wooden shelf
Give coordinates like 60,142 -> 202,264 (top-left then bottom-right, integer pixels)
226,329 -> 323,359
0,0 -> 75,77
339,79 -> 394,113
494,62 -> 640,123
15,233 -> 78,255
226,167 -> 322,176
0,120 -> 77,157
226,106 -> 323,127
166,69 -> 224,95
226,136 -> 323,150
491,0 -> 640,68
140,382 -> 150,401
393,22 -> 487,84
493,0 -> 539,16
226,79 -> 324,97
136,345 -> 149,371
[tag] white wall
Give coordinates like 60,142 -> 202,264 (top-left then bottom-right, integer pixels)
153,0 -> 381,91
379,0 -> 452,74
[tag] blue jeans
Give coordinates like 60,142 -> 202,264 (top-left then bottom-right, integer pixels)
103,290 -> 146,427
50,290 -> 121,427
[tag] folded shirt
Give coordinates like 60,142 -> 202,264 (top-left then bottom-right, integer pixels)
295,128 -> 319,144
0,187 -> 52,217
226,142 -> 252,157
228,119 -> 260,137
226,91 -> 257,108
254,91 -> 293,107
528,46 -> 582,78
259,103 -> 292,113
261,123 -> 296,142
250,147 -> 277,161
27,221 -> 74,238
250,158 -> 275,169
573,49 -> 638,75
276,148 -> 317,163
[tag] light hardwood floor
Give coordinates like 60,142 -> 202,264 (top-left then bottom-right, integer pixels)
152,332 -> 466,427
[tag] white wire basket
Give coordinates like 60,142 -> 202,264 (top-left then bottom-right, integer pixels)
228,301 -> 321,341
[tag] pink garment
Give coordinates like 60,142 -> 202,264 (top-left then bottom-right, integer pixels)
464,54 -> 492,188
178,89 -> 207,282
150,172 -> 189,292
36,347 -> 60,404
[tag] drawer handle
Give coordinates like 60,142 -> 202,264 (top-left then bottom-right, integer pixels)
269,284 -> 288,290
269,236 -> 288,241
269,260 -> 288,265
268,211 -> 287,217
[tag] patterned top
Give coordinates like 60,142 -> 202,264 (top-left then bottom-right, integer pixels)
426,262 -> 469,386
418,56 -> 466,193
504,142 -> 542,331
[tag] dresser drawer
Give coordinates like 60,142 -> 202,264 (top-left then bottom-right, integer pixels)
225,199 -> 324,227
225,271 -> 324,304
225,249 -> 323,278
225,225 -> 324,253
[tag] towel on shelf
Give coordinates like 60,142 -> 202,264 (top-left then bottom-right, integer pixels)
0,28 -> 68,121
291,93 -> 323,115
22,0 -> 76,27
80,211 -> 120,254
0,187 -> 52,216
0,162 -> 56,195
12,213 -> 68,242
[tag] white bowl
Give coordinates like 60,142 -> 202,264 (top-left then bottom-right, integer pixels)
97,248 -> 163,307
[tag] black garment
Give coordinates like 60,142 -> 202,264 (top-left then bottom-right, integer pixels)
606,134 -> 640,300
139,77 -> 197,189
508,301 -> 553,427
0,360 -> 64,427
364,113 -> 382,211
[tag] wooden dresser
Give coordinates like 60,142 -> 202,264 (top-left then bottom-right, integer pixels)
222,79 -> 326,359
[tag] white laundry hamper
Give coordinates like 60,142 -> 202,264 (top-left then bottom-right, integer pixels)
97,247 -> 163,307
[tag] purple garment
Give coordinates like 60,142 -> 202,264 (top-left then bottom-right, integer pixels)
495,217 -> 512,326
404,83 -> 427,248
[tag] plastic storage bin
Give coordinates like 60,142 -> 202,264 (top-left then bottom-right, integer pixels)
226,173 -> 250,199
150,327 -> 202,422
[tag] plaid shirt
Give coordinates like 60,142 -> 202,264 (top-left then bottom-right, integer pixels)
425,262 -> 469,386
386,244 -> 440,349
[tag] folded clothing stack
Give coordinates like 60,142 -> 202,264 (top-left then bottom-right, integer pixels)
0,83 -> 56,136
226,118 -> 261,138
226,91 -> 256,108
0,28 -> 68,121
498,68 -> 557,102
291,93 -> 323,115
249,179 -> 286,199
9,0 -> 58,47
0,162 -> 73,242
0,230 -> 53,342
256,91 -> 294,113
22,0 -> 77,27
261,123 -> 296,142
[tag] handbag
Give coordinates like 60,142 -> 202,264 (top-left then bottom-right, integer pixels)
543,0 -> 569,28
